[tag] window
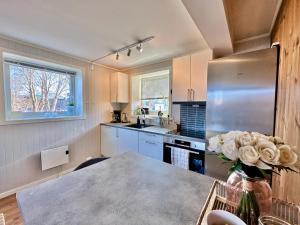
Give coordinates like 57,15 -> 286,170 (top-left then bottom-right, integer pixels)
3,52 -> 83,121
131,70 -> 170,116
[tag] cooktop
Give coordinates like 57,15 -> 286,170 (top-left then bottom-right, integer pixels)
167,130 -> 205,139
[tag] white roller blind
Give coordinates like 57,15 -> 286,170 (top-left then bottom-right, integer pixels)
141,74 -> 169,100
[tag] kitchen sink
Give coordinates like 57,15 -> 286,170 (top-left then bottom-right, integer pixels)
125,124 -> 153,129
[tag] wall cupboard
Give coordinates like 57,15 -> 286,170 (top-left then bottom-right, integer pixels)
172,50 -> 212,102
110,72 -> 129,103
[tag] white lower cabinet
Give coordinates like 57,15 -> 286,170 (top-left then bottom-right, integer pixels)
138,132 -> 163,161
101,125 -> 118,157
101,125 -> 164,161
101,126 -> 139,157
118,128 -> 139,153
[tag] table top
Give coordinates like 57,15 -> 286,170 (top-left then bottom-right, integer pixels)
17,152 -> 214,225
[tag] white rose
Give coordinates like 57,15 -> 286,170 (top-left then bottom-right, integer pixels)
256,160 -> 272,170
222,131 -> 243,142
238,146 -> 260,166
251,132 -> 269,142
278,145 -> 298,166
256,140 -> 280,165
221,140 -> 238,160
207,135 -> 222,153
274,136 -> 284,145
236,131 -> 256,146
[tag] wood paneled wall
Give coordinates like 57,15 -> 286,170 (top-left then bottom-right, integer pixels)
0,36 -> 115,196
271,0 -> 300,203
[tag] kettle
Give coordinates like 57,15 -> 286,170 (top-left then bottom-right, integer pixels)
121,112 -> 128,123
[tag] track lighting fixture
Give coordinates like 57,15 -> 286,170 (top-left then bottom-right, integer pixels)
92,36 -> 155,62
127,48 -> 131,56
136,44 -> 143,52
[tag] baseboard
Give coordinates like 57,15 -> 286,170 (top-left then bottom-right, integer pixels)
0,167 -> 76,199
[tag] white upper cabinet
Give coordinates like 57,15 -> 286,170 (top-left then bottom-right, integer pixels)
172,49 -> 212,102
190,50 -> 213,101
110,72 -> 129,103
172,55 -> 191,102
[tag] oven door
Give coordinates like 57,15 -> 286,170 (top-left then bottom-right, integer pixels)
189,151 -> 205,174
163,143 -> 205,174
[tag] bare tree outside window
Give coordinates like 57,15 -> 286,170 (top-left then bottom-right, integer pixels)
9,64 -> 72,113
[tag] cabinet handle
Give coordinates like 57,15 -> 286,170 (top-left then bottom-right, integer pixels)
145,140 -> 156,145
192,89 -> 195,101
187,89 -> 190,101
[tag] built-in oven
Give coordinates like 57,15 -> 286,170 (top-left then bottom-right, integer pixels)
163,136 -> 206,174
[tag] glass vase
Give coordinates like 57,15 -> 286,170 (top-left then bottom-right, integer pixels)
226,171 -> 272,225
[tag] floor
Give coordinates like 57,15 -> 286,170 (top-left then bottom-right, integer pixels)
0,195 -> 23,225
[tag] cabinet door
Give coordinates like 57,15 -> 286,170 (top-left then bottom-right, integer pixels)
118,129 -> 139,153
172,55 -> 191,102
190,50 -> 212,101
110,73 -> 118,103
101,126 -> 118,157
110,72 -> 129,103
117,72 -> 129,103
139,132 -> 163,161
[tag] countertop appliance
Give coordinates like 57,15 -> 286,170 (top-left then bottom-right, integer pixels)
205,47 -> 278,180
111,110 -> 121,123
163,136 -> 206,174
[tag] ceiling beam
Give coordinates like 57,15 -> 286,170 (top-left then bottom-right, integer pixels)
182,0 -> 233,57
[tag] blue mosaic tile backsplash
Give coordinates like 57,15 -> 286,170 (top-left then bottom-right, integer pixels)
179,102 -> 206,139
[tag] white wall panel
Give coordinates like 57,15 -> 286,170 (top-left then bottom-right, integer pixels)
0,36 -> 114,195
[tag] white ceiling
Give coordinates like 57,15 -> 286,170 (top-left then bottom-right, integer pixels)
182,0 -> 233,57
0,0 -> 208,69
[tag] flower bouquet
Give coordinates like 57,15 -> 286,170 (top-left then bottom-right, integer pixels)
207,131 -> 299,224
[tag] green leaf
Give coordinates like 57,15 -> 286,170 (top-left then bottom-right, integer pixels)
228,160 -> 242,175
217,153 -> 232,162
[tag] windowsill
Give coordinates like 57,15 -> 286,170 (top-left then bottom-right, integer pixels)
0,114 -> 86,126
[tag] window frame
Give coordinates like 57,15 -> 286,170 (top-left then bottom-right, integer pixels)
2,52 -> 85,122
131,69 -> 171,117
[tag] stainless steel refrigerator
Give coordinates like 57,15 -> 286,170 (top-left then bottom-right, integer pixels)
205,48 -> 278,180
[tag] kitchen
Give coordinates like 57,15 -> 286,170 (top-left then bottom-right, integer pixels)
0,0 -> 299,225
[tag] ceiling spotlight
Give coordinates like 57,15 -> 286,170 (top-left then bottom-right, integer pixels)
116,52 -> 119,60
136,43 -> 143,52
127,48 -> 131,56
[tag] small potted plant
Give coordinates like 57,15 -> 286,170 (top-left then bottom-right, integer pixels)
67,102 -> 75,114
207,131 -> 299,225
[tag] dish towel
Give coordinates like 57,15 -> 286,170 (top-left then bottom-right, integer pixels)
171,147 -> 189,170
